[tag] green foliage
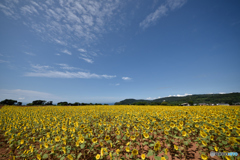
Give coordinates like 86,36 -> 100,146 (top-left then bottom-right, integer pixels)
115,93 -> 240,105
0,99 -> 17,105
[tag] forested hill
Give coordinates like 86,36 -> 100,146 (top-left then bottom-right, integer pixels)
114,93 -> 240,105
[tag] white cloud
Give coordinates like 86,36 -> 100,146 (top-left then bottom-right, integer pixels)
0,89 -> 61,102
78,48 -> 87,52
55,39 -> 67,46
31,64 -> 50,71
140,0 -> 187,29
167,0 -> 187,10
0,60 -> 9,63
56,63 -> 80,70
219,92 -> 225,94
168,93 -> 192,97
55,53 -> 60,56
25,52 -> 35,56
146,97 -> 157,100
79,57 -> 94,63
122,77 -> 132,80
115,83 -> 120,86
25,64 -> 115,79
25,71 -> 116,79
21,5 -> 39,15
61,49 -> 72,55
0,0 -> 123,47
140,5 -> 168,29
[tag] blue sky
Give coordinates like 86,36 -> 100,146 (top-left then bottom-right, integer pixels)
0,0 -> 240,104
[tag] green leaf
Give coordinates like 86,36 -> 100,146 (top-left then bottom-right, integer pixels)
208,146 -> 213,150
116,135 -> 121,139
222,141 -> 227,145
154,156 -> 161,160
143,142 -> 148,145
77,153 -> 82,159
42,154 -> 48,159
183,141 -> 189,145
149,143 -> 155,147
60,157 -> 65,160
164,155 -> 169,160
80,144 -> 85,149
147,150 -> 154,157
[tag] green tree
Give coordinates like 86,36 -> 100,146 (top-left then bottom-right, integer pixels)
188,101 -> 193,106
32,100 -> 46,105
0,99 -> 17,105
161,101 -> 168,105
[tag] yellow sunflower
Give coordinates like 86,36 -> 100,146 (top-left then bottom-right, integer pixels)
201,154 -> 208,160
141,154 -> 146,160
202,140 -> 207,146
36,154 -> 41,160
143,133 -> 149,139
174,145 -> 178,150
55,136 -> 60,142
214,146 -> 218,152
130,136 -> 136,141
105,135 -> 110,141
132,149 -> 138,156
67,154 -> 73,160
161,157 -> 166,160
96,154 -> 100,160
92,138 -> 98,143
126,146 -> 130,152
182,131 -> 187,137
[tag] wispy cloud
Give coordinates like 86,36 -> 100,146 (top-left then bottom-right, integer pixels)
167,0 -> 187,10
140,5 -> 168,29
0,60 -> 9,63
168,93 -> 192,97
140,0 -> 187,29
0,89 -> 61,102
78,48 -> 87,52
24,52 -> 35,56
56,63 -> 81,70
79,57 -> 94,63
25,71 -> 116,79
61,49 -> 72,55
25,64 -> 115,79
122,77 -> 132,80
0,0 -> 123,47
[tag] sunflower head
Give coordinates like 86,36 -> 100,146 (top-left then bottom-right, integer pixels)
92,138 -> 98,143
182,131 -> 187,137
141,154 -> 145,160
105,135 -> 110,141
132,149 -> 138,156
95,154 -> 100,160
55,136 -> 60,142
201,154 -> 208,160
126,146 -> 130,152
143,133 -> 149,139
67,154 -> 73,160
161,157 -> 166,160
130,136 -> 136,141
174,145 -> 178,150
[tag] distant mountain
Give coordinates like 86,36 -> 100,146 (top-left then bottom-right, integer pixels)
114,93 -> 240,105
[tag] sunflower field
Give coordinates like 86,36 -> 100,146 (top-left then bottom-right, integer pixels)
0,105 -> 239,160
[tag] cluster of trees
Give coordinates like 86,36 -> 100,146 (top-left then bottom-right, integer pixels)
131,101 -> 169,105
0,99 -> 108,106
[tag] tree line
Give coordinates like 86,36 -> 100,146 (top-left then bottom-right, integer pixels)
0,99 -> 109,106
